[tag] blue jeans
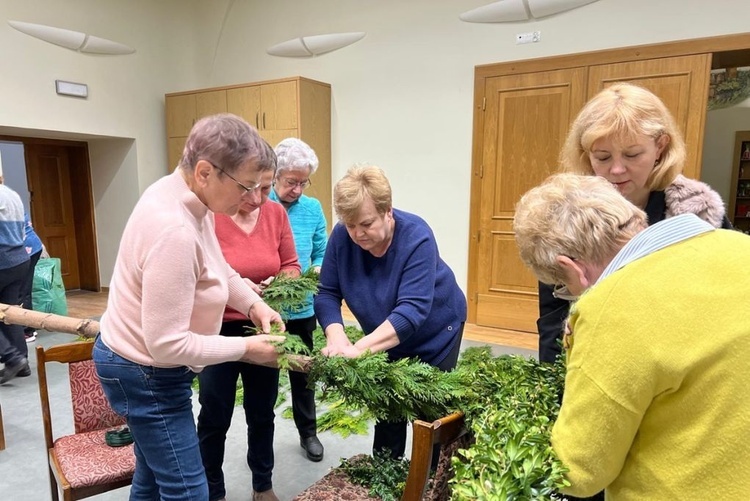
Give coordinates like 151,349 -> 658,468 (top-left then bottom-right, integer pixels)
93,335 -> 207,501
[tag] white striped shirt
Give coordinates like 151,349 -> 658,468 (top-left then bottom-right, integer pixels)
597,213 -> 714,285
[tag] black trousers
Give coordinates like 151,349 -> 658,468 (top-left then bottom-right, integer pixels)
0,260 -> 29,366
197,320 -> 279,498
372,324 -> 465,460
19,250 -> 42,335
285,316 -> 318,438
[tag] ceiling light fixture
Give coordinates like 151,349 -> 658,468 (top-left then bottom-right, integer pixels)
8,20 -> 135,55
459,0 -> 600,23
267,32 -> 365,58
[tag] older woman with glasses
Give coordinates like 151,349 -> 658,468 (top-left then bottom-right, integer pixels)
197,137 -> 301,501
94,113 -> 285,500
269,138 -> 328,462
515,173 -> 750,500
314,165 -> 466,460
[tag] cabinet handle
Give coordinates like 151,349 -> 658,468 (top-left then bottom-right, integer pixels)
263,112 -> 266,130
255,112 -> 259,129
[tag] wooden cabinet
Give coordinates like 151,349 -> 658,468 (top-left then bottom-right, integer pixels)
165,89 -> 228,168
165,77 -> 332,227
729,131 -> 750,234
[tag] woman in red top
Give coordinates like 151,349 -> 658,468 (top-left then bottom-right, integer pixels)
197,141 -> 300,501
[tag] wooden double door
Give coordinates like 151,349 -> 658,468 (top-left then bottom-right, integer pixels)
468,46 -> 718,333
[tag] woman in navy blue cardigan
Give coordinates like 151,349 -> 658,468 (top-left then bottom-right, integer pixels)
314,165 -> 467,459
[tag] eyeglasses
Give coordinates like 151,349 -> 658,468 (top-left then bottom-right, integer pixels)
210,163 -> 261,194
280,177 -> 312,190
552,283 -> 579,301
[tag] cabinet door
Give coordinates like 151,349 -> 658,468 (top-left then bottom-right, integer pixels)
166,94 -> 196,137
261,81 -> 298,130
227,86 -> 262,129
168,137 -> 186,171
473,67 -> 587,332
587,54 -> 711,179
196,90 -> 227,120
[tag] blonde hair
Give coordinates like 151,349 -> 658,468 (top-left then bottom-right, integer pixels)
514,173 -> 647,285
560,83 -> 685,191
333,165 -> 392,224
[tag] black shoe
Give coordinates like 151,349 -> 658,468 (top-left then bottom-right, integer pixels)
0,357 -> 28,384
17,362 -> 32,377
300,435 -> 324,462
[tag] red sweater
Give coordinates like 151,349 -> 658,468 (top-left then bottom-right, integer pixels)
215,200 -> 300,322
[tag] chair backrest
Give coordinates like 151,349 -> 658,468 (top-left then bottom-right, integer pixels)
36,341 -> 123,445
69,358 -> 125,433
402,412 -> 468,501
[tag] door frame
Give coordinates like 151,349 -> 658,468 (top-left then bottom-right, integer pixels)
1,134 -> 100,291
467,32 -> 750,324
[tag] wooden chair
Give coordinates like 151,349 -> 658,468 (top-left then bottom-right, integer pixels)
36,341 -> 135,501
0,401 -> 5,451
293,411 -> 469,501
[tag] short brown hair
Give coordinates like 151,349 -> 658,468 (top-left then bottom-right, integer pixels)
178,113 -> 275,175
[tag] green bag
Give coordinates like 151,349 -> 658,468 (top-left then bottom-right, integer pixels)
32,257 -> 68,316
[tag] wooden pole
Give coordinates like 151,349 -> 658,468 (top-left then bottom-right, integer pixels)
0,303 -> 100,338
0,303 -> 312,372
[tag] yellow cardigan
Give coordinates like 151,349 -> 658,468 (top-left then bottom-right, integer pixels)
552,229 -> 750,500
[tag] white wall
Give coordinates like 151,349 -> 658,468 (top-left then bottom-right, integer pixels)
0,0 -> 203,283
205,0 -> 750,291
1,0 -> 749,289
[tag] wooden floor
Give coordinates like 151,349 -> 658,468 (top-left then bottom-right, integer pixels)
67,290 -> 538,352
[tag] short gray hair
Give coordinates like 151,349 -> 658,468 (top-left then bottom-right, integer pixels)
274,138 -> 319,175
178,113 -> 275,175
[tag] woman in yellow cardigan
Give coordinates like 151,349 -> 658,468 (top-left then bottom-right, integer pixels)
514,173 -> 750,500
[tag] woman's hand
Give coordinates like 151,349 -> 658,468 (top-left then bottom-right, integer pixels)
244,278 -> 263,295
241,334 -> 286,366
259,276 -> 275,290
248,301 -> 286,334
320,324 -> 354,357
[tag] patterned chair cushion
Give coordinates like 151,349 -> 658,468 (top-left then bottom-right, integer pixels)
53,427 -> 135,489
292,454 -> 380,501
69,359 -> 125,433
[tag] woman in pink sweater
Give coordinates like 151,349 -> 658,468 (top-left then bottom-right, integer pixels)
94,114 -> 285,501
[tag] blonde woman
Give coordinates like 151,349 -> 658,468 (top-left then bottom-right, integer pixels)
538,83 -> 731,365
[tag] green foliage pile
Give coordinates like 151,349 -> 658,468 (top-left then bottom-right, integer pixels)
337,451 -> 411,501
449,347 -> 569,500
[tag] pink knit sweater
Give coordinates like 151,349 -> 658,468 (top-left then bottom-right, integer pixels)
100,170 -> 261,371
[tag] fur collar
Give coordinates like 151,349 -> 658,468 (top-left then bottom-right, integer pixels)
664,175 -> 726,228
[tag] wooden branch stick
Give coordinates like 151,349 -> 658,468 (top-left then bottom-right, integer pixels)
0,303 -> 100,338
0,302 -> 313,372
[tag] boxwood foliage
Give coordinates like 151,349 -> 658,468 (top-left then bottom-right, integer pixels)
449,347 -> 569,500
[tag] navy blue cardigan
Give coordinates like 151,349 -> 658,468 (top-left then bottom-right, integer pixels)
314,209 -> 466,366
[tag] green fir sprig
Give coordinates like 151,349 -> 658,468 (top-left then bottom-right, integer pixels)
261,268 -> 320,318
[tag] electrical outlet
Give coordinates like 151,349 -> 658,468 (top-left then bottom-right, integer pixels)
516,31 -> 541,44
